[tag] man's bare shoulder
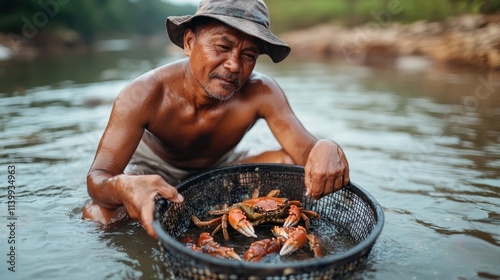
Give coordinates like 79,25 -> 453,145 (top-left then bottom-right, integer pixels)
126,58 -> 187,89
116,59 -> 187,102
242,71 -> 285,99
152,58 -> 189,80
247,71 -> 278,86
240,71 -> 290,118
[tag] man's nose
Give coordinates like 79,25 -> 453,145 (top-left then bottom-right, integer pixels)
223,53 -> 241,73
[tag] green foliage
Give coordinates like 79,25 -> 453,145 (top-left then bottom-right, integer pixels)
0,0 -> 196,41
480,0 -> 500,14
265,0 -> 494,32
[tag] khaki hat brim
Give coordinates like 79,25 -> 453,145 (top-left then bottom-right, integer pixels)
166,14 -> 290,63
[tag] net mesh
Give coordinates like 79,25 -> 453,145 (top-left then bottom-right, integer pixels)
154,164 -> 383,279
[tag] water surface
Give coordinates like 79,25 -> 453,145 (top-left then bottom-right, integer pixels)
0,47 -> 499,279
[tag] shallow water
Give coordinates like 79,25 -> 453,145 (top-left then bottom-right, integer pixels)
0,46 -> 499,279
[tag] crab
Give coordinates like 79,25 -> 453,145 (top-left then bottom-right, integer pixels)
243,238 -> 281,262
191,189 -> 319,240
187,232 -> 242,261
271,225 -> 323,258
243,225 -> 323,261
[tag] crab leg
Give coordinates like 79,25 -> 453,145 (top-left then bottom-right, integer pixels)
191,215 -> 223,227
306,234 -> 324,257
228,208 -> 257,238
302,210 -> 319,228
197,232 -> 242,261
210,214 -> 231,239
265,189 -> 280,197
221,213 -> 230,240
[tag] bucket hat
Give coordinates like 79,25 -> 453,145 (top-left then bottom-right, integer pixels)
166,0 -> 290,63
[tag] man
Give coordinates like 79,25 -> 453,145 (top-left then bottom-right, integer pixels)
83,0 -> 349,238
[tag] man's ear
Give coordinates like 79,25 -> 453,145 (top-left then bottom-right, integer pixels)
183,28 -> 195,57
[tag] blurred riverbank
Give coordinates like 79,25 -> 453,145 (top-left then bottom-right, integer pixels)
282,14 -> 500,70
0,31 -> 168,60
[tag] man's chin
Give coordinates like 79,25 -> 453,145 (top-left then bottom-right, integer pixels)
207,90 -> 236,101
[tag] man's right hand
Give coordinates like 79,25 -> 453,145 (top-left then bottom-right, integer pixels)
116,174 -> 184,238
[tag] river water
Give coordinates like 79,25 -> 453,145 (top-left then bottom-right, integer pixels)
0,45 -> 499,279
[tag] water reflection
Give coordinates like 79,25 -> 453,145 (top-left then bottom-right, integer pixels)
95,220 -> 167,279
0,47 -> 167,95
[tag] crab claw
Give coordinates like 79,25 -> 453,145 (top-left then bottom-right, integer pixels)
243,238 -> 281,262
228,208 -> 257,238
210,245 -> 242,261
283,205 -> 301,227
278,226 -> 307,256
197,232 -> 242,261
271,225 -> 289,240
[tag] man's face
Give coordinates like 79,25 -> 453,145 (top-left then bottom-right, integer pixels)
184,20 -> 260,101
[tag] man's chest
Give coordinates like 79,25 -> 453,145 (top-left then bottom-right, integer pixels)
147,112 -> 255,153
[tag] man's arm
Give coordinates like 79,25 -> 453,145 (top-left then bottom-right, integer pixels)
86,79 -> 183,238
256,75 -> 350,199
86,85 -> 147,208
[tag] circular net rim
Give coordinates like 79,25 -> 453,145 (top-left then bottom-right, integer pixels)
153,163 -> 384,277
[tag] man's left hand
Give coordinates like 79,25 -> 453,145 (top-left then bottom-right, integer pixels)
304,139 -> 350,199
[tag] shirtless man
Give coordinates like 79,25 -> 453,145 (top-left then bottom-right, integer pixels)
83,0 -> 349,238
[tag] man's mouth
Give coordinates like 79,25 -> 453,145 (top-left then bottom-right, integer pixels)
210,73 -> 240,88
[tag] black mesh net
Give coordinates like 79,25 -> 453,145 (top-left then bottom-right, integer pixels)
153,164 -> 384,279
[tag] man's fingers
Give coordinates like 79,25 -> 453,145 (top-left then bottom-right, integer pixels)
304,163 -> 314,197
305,175 -> 320,199
333,171 -> 344,192
310,172 -> 324,199
141,200 -> 158,239
324,173 -> 335,196
305,187 -> 311,197
157,185 -> 184,203
139,186 -> 184,239
305,163 -> 327,199
343,165 -> 350,187
143,222 -> 158,239
306,169 -> 344,199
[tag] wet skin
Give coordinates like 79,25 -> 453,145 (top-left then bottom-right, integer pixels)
84,21 -> 350,238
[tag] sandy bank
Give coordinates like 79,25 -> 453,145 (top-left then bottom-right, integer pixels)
281,14 -> 500,70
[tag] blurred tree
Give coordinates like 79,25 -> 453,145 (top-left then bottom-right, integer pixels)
480,0 -> 500,14
0,0 -> 196,42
